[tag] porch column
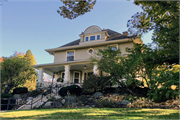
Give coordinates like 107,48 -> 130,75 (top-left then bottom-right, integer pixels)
64,65 -> 71,84
38,68 -> 44,82
93,63 -> 98,75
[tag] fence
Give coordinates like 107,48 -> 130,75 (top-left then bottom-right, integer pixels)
1,97 -> 17,110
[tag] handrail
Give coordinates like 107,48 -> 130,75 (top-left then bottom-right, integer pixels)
1,97 -> 17,110
28,87 -> 52,109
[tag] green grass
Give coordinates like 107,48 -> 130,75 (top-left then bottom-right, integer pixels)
0,108 -> 179,119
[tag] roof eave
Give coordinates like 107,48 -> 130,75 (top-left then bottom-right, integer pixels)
45,38 -> 134,53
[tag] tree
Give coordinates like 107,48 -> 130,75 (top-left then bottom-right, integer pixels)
1,57 -> 36,93
1,50 -> 38,92
57,0 -> 96,20
126,43 -> 161,88
90,46 -> 142,88
127,1 -> 179,64
24,49 -> 37,65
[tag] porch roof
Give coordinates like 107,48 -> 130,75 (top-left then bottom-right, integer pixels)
33,59 -> 91,69
33,59 -> 93,76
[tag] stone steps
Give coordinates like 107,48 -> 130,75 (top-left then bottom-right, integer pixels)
17,92 -> 57,110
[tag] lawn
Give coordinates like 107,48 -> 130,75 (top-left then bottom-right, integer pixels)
0,108 -> 179,119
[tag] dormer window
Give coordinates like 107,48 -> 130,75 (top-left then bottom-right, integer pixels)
86,37 -> 89,41
90,36 -> 95,41
97,35 -> 100,40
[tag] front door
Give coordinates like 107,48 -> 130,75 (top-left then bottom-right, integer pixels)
74,72 -> 80,83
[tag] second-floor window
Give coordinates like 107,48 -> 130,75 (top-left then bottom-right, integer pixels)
90,36 -> 95,41
67,51 -> 74,61
97,35 -> 100,40
109,45 -> 117,51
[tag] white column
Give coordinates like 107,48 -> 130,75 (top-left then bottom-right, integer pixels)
93,63 -> 98,75
38,68 -> 44,82
64,65 -> 70,84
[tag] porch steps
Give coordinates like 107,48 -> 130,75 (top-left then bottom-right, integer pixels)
17,92 -> 56,110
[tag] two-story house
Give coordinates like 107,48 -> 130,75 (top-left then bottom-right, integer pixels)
33,25 -> 142,88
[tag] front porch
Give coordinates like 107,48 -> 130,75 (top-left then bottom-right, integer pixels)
33,60 -> 103,88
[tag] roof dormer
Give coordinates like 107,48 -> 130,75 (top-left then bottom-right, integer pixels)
79,26 -> 109,45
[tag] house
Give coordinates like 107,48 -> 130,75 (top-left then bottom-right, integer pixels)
33,25 -> 142,88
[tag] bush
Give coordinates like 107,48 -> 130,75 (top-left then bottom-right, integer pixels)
29,90 -> 43,97
82,75 -> 111,94
1,93 -> 16,110
13,87 -> 28,94
59,85 -> 82,97
147,65 -> 179,102
96,98 -> 116,108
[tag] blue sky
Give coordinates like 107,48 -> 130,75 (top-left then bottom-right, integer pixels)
1,0 -> 153,64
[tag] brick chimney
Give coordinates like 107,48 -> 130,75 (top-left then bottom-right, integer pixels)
123,31 -> 128,36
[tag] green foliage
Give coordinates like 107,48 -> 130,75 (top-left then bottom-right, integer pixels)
90,46 -> 128,86
127,1 -> 179,64
57,0 -> 96,20
96,98 -> 116,108
1,56 -> 37,93
29,90 -> 43,97
1,93 -> 13,98
126,43 -> 162,88
59,85 -> 82,97
147,65 -> 179,102
24,49 -> 37,65
1,50 -> 37,92
13,87 -> 28,94
82,74 -> 111,94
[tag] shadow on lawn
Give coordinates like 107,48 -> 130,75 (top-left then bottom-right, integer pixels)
1,108 -> 179,119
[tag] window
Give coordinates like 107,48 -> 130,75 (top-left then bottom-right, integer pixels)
111,46 -> 117,51
86,37 -> 89,41
87,48 -> 94,54
61,72 -> 65,79
109,45 -> 118,51
97,35 -> 100,40
90,36 -> 95,41
67,51 -> 74,61
74,72 -> 80,83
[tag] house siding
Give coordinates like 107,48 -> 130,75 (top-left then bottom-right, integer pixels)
54,42 -> 133,63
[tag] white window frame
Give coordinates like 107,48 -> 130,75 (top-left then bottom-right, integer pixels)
87,48 -> 94,55
73,71 -> 80,83
85,34 -> 101,42
66,50 -> 75,61
108,44 -> 118,50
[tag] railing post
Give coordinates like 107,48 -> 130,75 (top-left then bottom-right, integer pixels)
41,94 -> 43,102
31,99 -> 33,109
7,98 -> 10,110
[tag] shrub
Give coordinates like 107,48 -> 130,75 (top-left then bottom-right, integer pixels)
13,87 -> 28,94
147,65 -> 179,102
29,90 -> 43,97
59,85 -> 82,97
82,75 -> 111,94
96,98 -> 116,108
